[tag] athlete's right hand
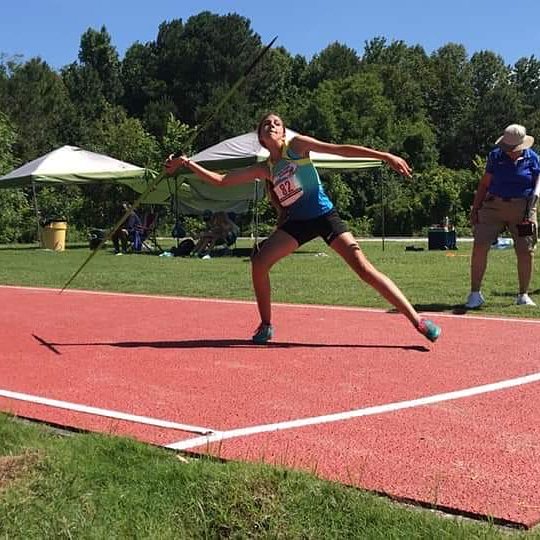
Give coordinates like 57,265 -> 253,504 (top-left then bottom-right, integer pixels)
164,154 -> 190,175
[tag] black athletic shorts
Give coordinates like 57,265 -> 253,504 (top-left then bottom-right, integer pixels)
279,209 -> 349,246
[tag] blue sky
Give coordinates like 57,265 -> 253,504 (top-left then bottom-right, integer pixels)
1,0 -> 539,71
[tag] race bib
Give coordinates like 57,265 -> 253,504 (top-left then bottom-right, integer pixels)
273,162 -> 303,207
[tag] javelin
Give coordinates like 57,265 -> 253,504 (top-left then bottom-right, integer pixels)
60,35 -> 278,293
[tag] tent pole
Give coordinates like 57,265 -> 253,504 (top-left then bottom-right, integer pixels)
175,178 -> 180,247
379,169 -> 385,251
31,180 -> 41,245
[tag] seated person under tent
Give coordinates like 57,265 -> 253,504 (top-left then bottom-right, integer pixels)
111,202 -> 143,255
191,211 -> 239,257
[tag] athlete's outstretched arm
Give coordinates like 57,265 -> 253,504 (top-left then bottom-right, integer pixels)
290,135 -> 412,177
165,155 -> 269,187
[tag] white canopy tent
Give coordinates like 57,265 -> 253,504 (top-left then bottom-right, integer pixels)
0,145 -> 161,242
0,145 -> 154,188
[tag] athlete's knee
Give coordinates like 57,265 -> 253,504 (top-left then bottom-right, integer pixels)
351,255 -> 378,281
251,252 -> 272,273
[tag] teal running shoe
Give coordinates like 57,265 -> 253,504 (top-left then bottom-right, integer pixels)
252,323 -> 274,344
417,319 -> 441,343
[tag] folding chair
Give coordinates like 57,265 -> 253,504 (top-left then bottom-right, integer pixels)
135,211 -> 163,253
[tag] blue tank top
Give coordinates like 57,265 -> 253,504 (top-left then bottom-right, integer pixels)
268,143 -> 334,220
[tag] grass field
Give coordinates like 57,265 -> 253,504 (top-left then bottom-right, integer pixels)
0,237 -> 538,317
1,238 -> 539,538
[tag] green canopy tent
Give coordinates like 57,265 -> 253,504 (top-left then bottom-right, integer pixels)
0,145 -> 162,244
0,145 -> 155,188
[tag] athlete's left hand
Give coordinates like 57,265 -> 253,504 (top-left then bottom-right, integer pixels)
385,154 -> 412,177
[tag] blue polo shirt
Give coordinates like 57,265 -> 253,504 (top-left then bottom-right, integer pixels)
486,147 -> 540,198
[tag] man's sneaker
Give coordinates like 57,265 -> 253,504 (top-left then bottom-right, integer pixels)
417,319 -> 441,343
516,293 -> 536,306
252,323 -> 274,344
465,291 -> 485,309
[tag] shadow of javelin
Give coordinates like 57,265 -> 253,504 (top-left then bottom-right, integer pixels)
32,337 -> 429,353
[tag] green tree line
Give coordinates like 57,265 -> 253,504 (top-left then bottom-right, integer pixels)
1,11 -> 540,242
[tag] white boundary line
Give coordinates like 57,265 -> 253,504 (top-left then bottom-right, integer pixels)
166,372 -> 540,450
2,370 -> 540,451
1,284 -> 539,325
0,389 -> 216,435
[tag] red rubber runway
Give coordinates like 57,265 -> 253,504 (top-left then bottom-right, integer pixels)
1,285 -> 539,528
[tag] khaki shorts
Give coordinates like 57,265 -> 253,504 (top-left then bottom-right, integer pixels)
475,195 -> 538,253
